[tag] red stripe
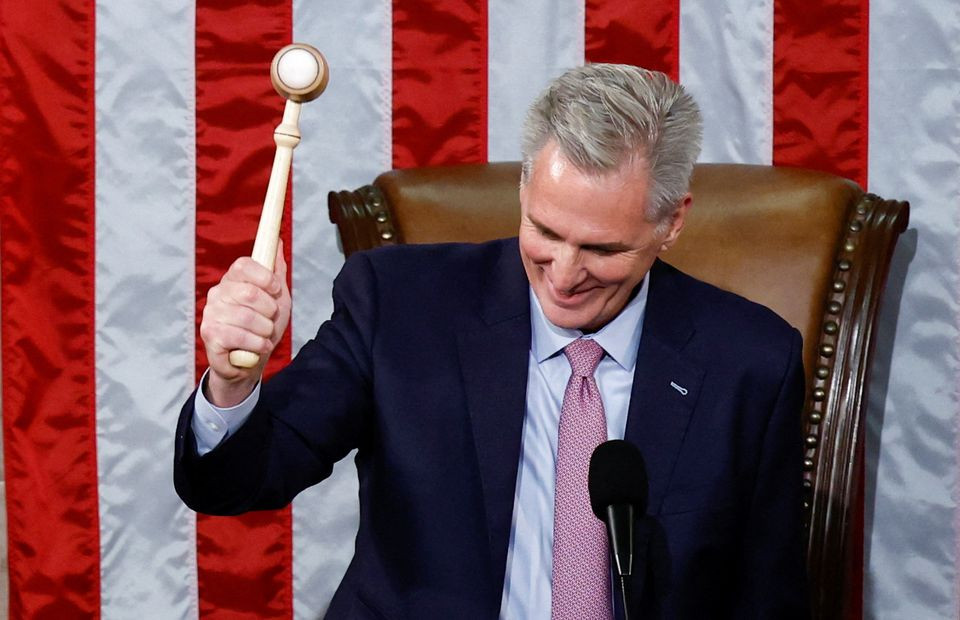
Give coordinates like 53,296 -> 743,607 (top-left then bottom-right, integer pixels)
585,0 -> 680,80
392,0 -> 488,168
773,0 -> 869,188
773,3 -> 869,617
195,2 -> 294,617
0,1 -> 101,617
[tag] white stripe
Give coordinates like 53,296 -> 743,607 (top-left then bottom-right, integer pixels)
487,0 -> 585,162
290,1 -> 392,616
94,1 -> 197,618
679,0 -> 773,164
865,0 -> 960,617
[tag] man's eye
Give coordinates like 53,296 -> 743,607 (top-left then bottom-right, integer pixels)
539,229 -> 560,241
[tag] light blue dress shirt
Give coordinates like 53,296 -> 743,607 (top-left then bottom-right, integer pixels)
192,275 -> 649,619
498,278 -> 648,619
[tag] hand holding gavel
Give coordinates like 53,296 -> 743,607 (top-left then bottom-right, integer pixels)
229,43 -> 328,369
200,44 -> 328,404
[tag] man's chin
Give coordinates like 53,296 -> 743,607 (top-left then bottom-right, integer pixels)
542,305 -> 595,332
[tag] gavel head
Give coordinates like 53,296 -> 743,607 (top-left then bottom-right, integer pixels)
270,43 -> 329,103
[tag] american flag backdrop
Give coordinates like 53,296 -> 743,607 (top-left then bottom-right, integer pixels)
0,0 -> 957,618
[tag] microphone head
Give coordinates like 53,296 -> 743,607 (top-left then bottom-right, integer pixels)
588,439 -> 649,520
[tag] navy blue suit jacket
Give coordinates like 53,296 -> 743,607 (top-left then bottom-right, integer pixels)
175,237 -> 808,619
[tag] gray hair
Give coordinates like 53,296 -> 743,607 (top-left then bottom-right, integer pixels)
520,63 -> 702,224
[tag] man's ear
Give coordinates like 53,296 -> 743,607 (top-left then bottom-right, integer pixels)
659,192 -> 692,252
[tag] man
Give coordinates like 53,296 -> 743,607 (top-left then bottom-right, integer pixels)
175,64 -> 808,618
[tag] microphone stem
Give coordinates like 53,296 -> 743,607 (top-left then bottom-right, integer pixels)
619,574 -> 631,620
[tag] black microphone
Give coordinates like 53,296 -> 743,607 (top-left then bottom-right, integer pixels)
589,439 -> 648,619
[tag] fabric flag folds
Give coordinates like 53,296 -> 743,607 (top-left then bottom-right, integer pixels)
0,0 -> 958,618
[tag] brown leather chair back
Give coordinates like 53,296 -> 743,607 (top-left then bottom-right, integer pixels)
329,162 -> 909,619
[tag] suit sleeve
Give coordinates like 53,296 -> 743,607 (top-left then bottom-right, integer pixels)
173,251 -> 379,515
735,328 -> 810,618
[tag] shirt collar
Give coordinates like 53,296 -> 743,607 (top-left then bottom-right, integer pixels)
529,274 -> 649,371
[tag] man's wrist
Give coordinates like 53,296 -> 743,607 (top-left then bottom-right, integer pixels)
203,370 -> 260,408
193,369 -> 261,455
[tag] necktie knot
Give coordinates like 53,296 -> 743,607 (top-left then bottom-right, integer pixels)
564,338 -> 604,377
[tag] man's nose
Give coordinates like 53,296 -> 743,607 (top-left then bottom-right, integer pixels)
550,245 -> 584,292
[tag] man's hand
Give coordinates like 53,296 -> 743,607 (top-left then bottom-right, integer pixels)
199,243 -> 291,407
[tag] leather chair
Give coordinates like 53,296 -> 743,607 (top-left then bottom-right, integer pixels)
328,162 -> 909,619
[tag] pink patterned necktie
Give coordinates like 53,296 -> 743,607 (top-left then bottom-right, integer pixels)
551,338 -> 612,620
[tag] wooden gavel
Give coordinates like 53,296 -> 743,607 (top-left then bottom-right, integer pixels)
229,43 -> 329,369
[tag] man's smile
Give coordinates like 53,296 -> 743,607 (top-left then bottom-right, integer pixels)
544,276 -> 601,307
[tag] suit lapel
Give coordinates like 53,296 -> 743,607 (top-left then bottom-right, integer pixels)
456,238 -> 530,592
625,260 -> 705,513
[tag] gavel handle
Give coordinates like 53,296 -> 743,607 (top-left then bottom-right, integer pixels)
228,99 -> 302,369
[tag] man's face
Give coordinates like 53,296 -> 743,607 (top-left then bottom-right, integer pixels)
518,141 -> 690,332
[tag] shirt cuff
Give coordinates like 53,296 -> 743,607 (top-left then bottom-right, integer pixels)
191,368 -> 261,456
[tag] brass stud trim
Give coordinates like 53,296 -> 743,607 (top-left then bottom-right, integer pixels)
816,366 -> 829,379
824,320 -> 839,335
838,259 -> 852,271
820,344 -> 835,357
805,435 -> 818,448
812,388 -> 826,401
849,220 -> 863,232
359,186 -> 398,246
827,300 -> 842,314
803,458 -> 815,471
832,280 -> 846,293
809,412 -> 823,424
